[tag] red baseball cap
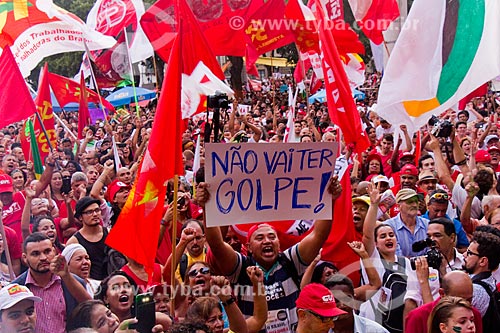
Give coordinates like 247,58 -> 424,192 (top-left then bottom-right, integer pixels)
475,150 -> 491,164
106,179 -> 131,201
296,283 -> 347,317
401,164 -> 418,176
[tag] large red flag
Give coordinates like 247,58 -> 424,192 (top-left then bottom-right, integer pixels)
140,0 -> 257,59
458,83 -> 488,110
321,165 -> 360,285
315,0 -> 369,153
347,0 -> 400,45
106,31 -> 185,276
47,72 -> 115,112
34,64 -> 57,160
141,0 -> 224,81
78,73 -> 90,140
0,47 -> 36,129
244,0 -> 295,73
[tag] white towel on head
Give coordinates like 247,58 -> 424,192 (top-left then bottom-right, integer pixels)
61,244 -> 87,263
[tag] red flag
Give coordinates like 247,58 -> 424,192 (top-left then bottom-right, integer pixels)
34,64 -> 57,160
47,72 -> 115,112
0,47 -> 36,128
78,73 -> 90,140
315,0 -> 369,153
106,31 -> 185,276
244,0 -> 295,73
348,0 -> 400,45
458,83 -> 488,110
141,0 -> 224,81
140,0 -> 257,60
310,71 -> 322,94
321,167 -> 360,285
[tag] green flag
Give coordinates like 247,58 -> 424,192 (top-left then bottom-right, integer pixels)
27,119 -> 43,180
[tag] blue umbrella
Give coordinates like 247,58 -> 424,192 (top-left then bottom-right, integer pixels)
353,89 -> 366,101
308,89 -> 326,104
106,87 -> 157,107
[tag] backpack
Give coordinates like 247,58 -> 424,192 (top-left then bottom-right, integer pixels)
473,280 -> 500,333
376,256 -> 408,333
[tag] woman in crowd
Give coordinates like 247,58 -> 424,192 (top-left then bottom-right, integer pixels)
185,296 -> 248,333
362,153 -> 384,181
10,169 -> 26,193
50,171 -> 65,209
32,215 -> 65,253
67,299 -> 165,333
94,271 -> 172,330
428,297 -> 476,333
62,243 -> 100,296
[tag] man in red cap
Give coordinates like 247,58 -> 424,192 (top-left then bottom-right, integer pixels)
389,164 -> 421,217
295,283 -> 347,333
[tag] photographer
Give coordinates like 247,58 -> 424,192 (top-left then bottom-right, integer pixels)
404,217 -> 464,321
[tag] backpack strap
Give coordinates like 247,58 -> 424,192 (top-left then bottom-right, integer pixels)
277,254 -> 301,289
179,253 -> 188,282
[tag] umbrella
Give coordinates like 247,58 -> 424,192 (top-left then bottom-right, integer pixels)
308,89 -> 366,104
308,90 -> 326,104
353,89 -> 366,101
106,87 -> 157,107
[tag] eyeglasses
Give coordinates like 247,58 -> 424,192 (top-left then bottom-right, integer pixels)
430,192 -> 449,201
82,208 -> 101,216
466,249 -> 481,257
304,310 -> 339,323
188,267 -> 210,278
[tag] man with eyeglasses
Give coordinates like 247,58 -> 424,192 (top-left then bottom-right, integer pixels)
66,197 -> 109,280
324,274 -> 389,333
421,189 -> 469,252
462,225 -> 500,325
295,283 -> 347,333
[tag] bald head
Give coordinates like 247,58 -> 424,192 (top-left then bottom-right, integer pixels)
441,271 -> 473,302
356,181 -> 370,196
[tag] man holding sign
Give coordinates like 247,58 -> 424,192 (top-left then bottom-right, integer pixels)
196,174 -> 341,333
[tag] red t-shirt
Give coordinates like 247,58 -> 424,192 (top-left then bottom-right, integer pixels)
2,191 -> 26,244
121,264 -> 162,292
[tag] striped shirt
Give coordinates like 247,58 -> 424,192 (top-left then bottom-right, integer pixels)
385,214 -> 429,257
26,272 -> 66,333
227,244 -> 307,332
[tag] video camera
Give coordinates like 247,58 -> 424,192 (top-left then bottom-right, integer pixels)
428,115 -> 453,138
410,238 -> 442,270
207,92 -> 229,109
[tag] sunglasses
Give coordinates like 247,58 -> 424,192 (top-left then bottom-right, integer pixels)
188,267 -> 210,278
304,310 -> 339,323
430,192 -> 449,201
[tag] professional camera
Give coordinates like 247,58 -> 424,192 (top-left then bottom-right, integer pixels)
409,238 -> 442,270
428,115 -> 453,138
207,92 -> 229,109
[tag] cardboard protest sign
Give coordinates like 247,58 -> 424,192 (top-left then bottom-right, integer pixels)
205,142 -> 338,227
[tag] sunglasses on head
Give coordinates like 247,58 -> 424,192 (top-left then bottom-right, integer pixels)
188,267 -> 210,278
430,192 -> 449,201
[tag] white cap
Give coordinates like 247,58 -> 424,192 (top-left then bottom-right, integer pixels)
0,284 -> 41,310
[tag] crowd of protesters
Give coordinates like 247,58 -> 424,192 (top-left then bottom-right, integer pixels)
0,72 -> 499,333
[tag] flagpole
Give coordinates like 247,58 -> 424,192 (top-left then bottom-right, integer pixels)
296,45 -> 311,115
53,113 -> 78,140
152,55 -> 159,93
170,175 -> 179,317
84,43 -> 108,122
34,111 -> 55,153
123,27 -> 141,118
